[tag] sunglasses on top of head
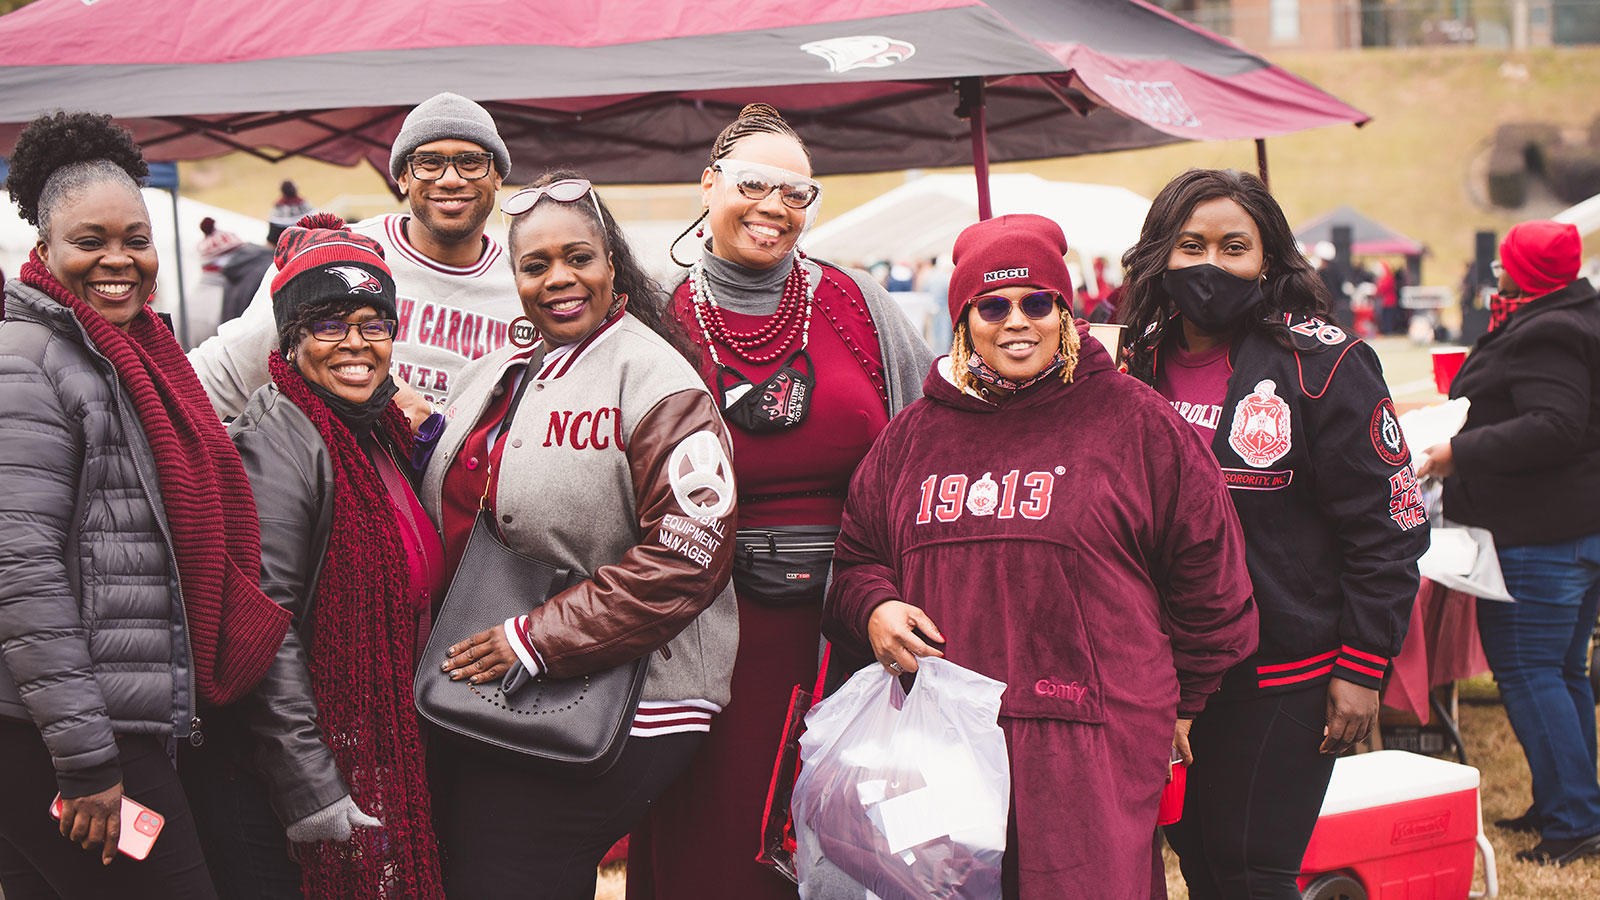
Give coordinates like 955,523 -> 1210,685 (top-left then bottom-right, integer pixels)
969,290 -> 1064,324
500,178 -> 604,219
713,160 -> 822,210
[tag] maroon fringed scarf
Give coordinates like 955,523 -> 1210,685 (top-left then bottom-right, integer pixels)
18,252 -> 288,705
266,351 -> 444,900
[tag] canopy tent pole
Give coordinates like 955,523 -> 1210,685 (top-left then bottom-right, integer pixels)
1255,138 -> 1270,190
164,183 -> 190,347
956,77 -> 993,220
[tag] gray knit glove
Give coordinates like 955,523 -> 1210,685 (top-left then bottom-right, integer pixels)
286,795 -> 381,843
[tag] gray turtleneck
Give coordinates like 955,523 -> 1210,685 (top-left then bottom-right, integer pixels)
673,248 -> 934,416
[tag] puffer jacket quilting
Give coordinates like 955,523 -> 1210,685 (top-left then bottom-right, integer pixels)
0,280 -> 192,797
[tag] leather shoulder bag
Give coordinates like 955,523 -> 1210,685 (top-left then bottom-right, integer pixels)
413,364 -> 649,777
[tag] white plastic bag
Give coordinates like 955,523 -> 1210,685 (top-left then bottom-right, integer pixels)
792,657 -> 1009,900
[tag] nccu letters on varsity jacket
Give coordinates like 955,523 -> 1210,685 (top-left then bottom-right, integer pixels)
1141,312 -> 1429,694
423,313 -> 738,711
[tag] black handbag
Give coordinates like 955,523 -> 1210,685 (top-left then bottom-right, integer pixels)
732,525 -> 840,606
413,366 -> 648,776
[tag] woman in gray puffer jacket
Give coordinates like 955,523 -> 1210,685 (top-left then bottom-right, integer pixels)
0,114 -> 286,899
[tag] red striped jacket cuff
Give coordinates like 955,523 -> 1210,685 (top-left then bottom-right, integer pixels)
1254,649 -> 1337,689
1333,645 -> 1389,688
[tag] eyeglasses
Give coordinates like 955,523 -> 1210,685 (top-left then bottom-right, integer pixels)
713,160 -> 822,210
1490,259 -> 1503,279
308,319 -> 398,342
500,178 -> 604,220
969,290 -> 1064,324
406,152 -> 495,181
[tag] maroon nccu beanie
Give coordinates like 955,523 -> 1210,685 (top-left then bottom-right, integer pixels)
947,214 -> 1074,326
269,213 -> 397,333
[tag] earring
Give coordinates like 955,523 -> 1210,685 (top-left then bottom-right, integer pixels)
610,292 -> 629,315
695,226 -> 704,238
508,316 -> 539,349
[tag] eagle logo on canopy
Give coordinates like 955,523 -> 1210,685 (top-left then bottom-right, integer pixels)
800,35 -> 915,74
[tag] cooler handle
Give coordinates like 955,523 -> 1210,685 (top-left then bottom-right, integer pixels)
1468,831 -> 1497,899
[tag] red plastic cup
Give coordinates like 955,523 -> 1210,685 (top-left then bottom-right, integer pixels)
1430,347 -> 1467,395
1158,761 -> 1188,826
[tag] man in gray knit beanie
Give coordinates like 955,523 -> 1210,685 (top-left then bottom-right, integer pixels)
388,91 -> 511,181
188,90 -> 520,422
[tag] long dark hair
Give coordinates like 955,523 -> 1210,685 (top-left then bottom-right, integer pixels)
508,169 -> 700,365
1118,169 -> 1330,380
669,103 -> 810,266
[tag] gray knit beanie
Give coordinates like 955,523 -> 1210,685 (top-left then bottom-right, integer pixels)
388,92 -> 511,181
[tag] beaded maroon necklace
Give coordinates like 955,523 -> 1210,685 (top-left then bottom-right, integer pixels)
688,256 -> 890,408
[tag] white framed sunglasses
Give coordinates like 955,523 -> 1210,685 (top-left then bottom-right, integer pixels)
500,178 -> 605,219
713,159 -> 822,210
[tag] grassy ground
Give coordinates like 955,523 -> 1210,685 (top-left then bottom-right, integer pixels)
1161,676 -> 1600,898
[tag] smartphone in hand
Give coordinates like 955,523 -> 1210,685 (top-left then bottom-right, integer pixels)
49,793 -> 165,861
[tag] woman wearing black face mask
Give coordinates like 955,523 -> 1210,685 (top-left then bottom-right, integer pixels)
1120,169 -> 1430,900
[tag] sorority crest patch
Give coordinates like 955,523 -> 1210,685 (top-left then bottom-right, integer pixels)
1369,398 -> 1409,466
1229,379 -> 1293,468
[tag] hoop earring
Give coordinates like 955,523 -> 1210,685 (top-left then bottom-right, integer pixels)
669,210 -> 710,267
508,316 -> 539,349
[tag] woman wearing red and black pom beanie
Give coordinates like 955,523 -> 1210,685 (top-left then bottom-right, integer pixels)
179,215 -> 449,900
0,112 -> 288,899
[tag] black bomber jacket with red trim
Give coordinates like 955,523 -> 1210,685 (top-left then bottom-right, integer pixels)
1135,312 -> 1428,695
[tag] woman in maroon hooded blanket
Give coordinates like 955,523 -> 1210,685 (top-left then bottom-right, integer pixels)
822,214 -> 1258,900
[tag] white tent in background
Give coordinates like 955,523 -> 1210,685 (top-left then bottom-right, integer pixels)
0,191 -> 267,348
803,173 -> 1151,276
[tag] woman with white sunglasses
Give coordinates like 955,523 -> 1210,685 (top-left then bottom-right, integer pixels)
627,103 -> 933,900
421,171 -> 738,899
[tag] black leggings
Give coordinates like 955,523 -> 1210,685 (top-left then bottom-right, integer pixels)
432,732 -> 702,900
1163,684 -> 1338,900
0,719 -> 217,900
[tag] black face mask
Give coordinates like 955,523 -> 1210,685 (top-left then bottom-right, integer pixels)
304,374 -> 401,433
1164,263 -> 1265,334
716,349 -> 814,433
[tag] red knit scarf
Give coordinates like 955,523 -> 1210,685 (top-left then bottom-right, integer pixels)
266,352 -> 444,900
18,252 -> 288,706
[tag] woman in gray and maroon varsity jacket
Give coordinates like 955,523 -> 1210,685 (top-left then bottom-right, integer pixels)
1121,169 -> 1428,900
823,214 -> 1258,900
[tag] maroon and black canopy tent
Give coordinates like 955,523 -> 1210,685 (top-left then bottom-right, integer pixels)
0,0 -> 1367,212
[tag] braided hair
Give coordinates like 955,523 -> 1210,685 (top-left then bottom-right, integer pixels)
670,103 -> 810,266
508,169 -> 700,364
5,112 -> 148,236
1118,168 -> 1330,382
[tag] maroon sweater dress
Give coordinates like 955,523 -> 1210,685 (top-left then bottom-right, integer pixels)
627,257 -> 890,900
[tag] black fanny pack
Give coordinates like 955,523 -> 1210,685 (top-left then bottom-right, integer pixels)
733,525 -> 840,607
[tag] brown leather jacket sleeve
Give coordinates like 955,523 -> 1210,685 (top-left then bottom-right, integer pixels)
527,390 -> 736,677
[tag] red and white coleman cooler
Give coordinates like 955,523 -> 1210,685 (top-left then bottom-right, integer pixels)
1297,750 -> 1497,900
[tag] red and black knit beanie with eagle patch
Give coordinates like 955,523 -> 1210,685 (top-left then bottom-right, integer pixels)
269,213 -> 398,332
